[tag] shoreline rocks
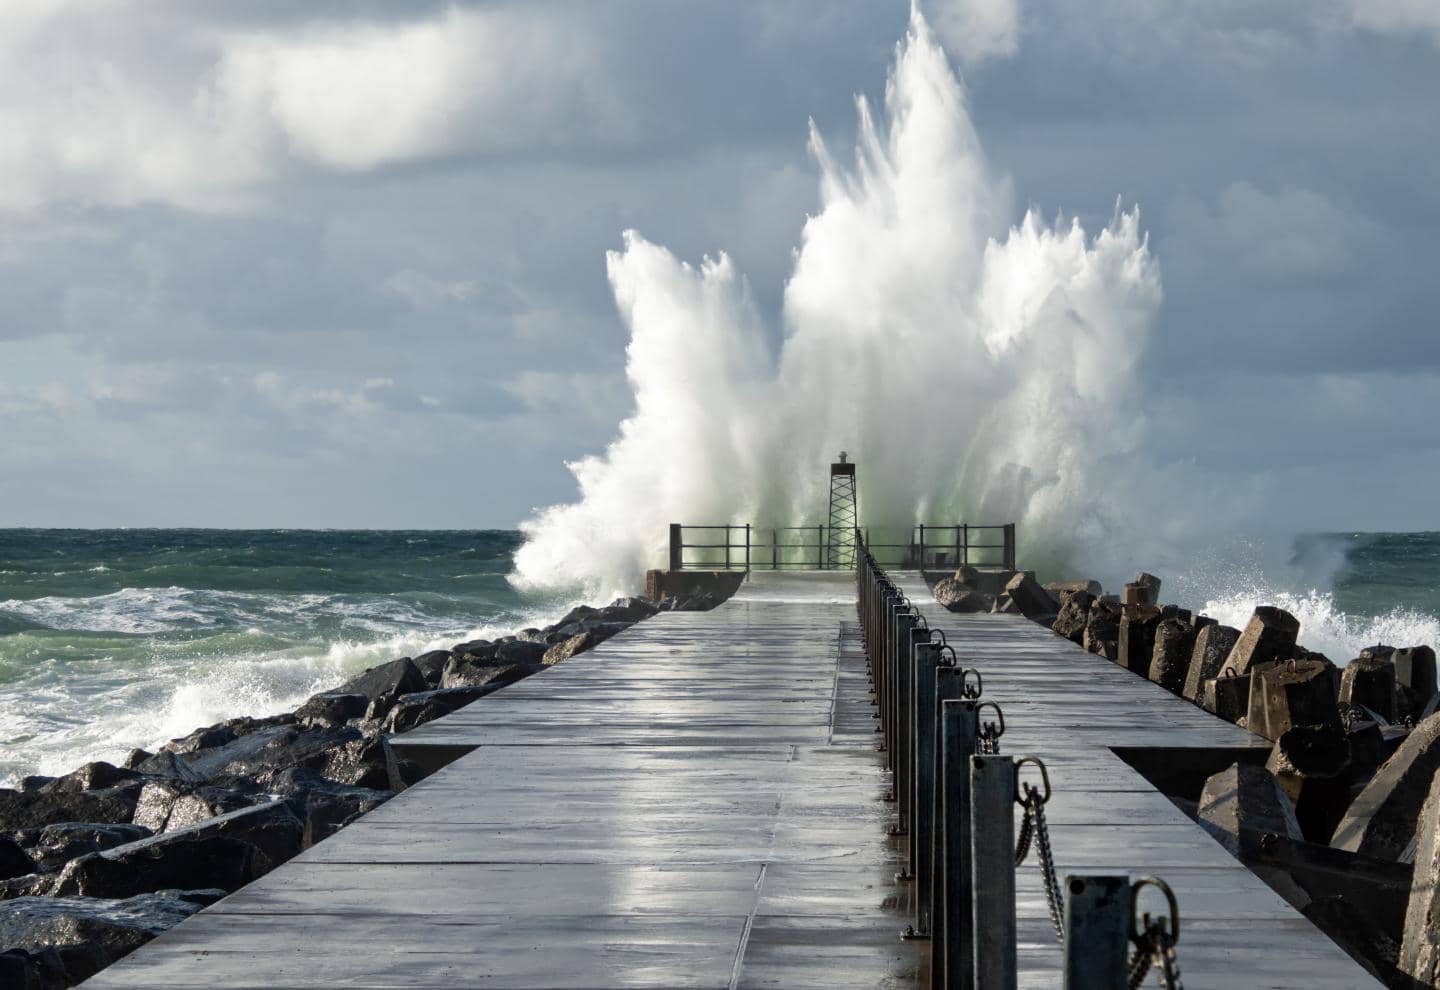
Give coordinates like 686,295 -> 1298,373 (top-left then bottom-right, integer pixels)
0,591 -> 667,988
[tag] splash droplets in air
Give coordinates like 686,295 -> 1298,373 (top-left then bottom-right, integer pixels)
512,10 -> 1163,599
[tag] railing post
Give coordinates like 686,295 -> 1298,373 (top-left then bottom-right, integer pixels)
744,523 -> 751,572
893,608 -> 915,834
954,526 -> 961,569
919,524 -> 926,571
669,524 -> 683,571
772,528 -> 778,571
962,523 -> 969,568
936,698 -> 979,990
1004,523 -> 1016,570
1063,875 -> 1130,990
971,755 -> 1017,990
818,525 -> 824,569
909,640 -> 943,934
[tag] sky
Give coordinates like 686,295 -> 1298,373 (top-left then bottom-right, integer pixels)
1,0 -> 1438,531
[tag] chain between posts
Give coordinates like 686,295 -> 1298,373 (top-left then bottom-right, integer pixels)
1128,877 -> 1184,990
1012,757 -> 1065,944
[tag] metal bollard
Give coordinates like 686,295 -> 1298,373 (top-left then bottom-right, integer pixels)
1063,875 -> 1130,990
970,755 -> 1017,990
909,639 -> 944,930
935,698 -> 979,990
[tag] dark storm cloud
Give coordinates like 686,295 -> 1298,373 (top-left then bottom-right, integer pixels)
1,1 -> 1438,527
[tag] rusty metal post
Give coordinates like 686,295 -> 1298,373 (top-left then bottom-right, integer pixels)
971,755 -> 1017,990
1003,523 -> 1016,570
669,524 -> 683,571
772,528 -> 778,570
909,641 -> 944,934
918,523 -> 926,570
744,523 -> 751,572
962,523 -> 969,568
1063,875 -> 1129,989
936,698 -> 979,990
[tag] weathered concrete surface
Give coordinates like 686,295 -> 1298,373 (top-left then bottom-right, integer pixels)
1248,660 -> 1341,742
1148,617 -> 1194,694
1333,712 -> 1440,861
1221,607 -> 1301,680
1401,772 -> 1440,985
1184,625 -> 1240,703
1340,657 -> 1397,722
1198,763 -> 1304,857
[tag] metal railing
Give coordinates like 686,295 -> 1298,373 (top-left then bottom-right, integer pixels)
856,534 -> 1183,989
668,522 -> 1015,571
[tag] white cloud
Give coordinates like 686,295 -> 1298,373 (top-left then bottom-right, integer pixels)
929,0 -> 1020,64
0,5 -> 629,212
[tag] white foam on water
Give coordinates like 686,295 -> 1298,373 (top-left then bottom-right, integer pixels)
511,8 -> 1164,600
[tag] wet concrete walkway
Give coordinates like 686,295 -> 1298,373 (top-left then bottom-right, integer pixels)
84,573 -> 925,989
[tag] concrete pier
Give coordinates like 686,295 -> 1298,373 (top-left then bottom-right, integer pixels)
84,572 -> 1380,988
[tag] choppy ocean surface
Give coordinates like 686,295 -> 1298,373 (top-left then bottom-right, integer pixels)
2,528 -> 1439,787
0,529 -> 581,786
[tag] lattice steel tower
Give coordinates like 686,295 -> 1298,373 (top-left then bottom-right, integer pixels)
826,452 -> 858,569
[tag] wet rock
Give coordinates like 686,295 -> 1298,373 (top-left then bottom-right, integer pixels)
1118,605 -> 1161,675
1147,617 -> 1194,694
1401,771 -> 1440,984
494,639 -> 548,665
131,780 -> 260,833
0,890 -> 221,987
121,749 -> 152,770
257,768 -> 390,842
557,604 -> 600,627
1303,895 -> 1398,985
381,739 -> 429,792
165,725 -> 294,781
0,783 -> 142,831
383,688 -> 488,734
162,725 -> 236,755
29,824 -> 152,873
333,657 -> 426,711
316,734 -> 392,790
604,596 -> 658,623
542,631 -> 597,666
40,762 -> 141,794
1220,606 -> 1300,679
412,650 -> 453,687
1083,599 -> 1121,660
1339,657 -> 1397,723
451,638 -> 496,661
294,691 -> 370,726
1248,659 -> 1340,742
53,800 -> 305,898
1183,624 -> 1240,703
441,655 -> 536,690
1050,589 -> 1095,645
1198,762 -> 1303,857
0,837 -> 35,882
1345,720 -> 1387,783
1333,711 -> 1440,861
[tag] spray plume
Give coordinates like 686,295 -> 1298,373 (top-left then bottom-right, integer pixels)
512,9 -> 1163,599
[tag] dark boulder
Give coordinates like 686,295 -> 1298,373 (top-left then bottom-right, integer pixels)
441,655 -> 536,690
1394,646 -> 1438,717
0,838 -> 35,882
294,691 -> 370,726
333,657 -> 426,709
383,688 -> 489,734
318,734 -> 392,790
51,800 -> 305,898
1147,618 -> 1194,694
0,890 -> 222,986
1002,571 -> 1060,622
451,638 -> 496,661
40,762 -> 141,794
1118,605 -> 1161,675
0,784 -> 142,831
1266,724 -> 1353,842
29,824 -> 151,873
257,768 -> 390,842
934,577 -> 992,613
1334,711 -> 1440,860
493,639 -> 548,665
412,650 -> 453,687
162,725 -> 237,755
132,750 -> 207,783
131,780 -> 260,833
